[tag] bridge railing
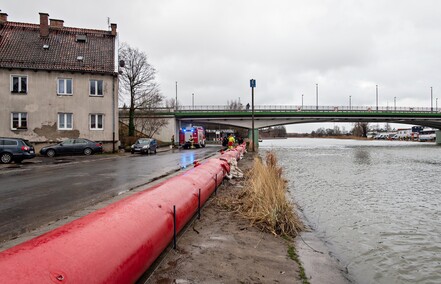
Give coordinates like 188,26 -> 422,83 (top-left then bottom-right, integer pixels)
133,105 -> 440,113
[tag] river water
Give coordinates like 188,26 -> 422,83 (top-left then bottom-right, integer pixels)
260,138 -> 441,284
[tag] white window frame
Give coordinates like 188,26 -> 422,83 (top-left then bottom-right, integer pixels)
89,79 -> 104,96
89,114 -> 104,130
11,112 -> 28,130
57,78 -> 73,95
10,75 -> 28,94
58,113 -> 73,130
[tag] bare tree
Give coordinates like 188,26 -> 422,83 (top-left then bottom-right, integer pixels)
227,99 -> 243,110
165,98 -> 176,109
134,115 -> 168,138
352,122 -> 369,137
119,42 -> 164,136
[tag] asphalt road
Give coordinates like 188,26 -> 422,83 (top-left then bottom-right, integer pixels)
0,145 -> 221,243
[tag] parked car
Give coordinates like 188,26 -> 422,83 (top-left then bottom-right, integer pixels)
131,138 -> 157,155
40,138 -> 103,157
0,137 -> 36,164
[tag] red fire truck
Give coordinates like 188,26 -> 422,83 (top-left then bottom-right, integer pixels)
179,126 -> 206,149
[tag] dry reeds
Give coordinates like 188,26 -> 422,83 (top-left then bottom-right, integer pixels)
220,151 -> 304,238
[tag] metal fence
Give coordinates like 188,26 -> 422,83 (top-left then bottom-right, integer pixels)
122,105 -> 441,114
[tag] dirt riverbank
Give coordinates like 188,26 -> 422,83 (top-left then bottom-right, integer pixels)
144,153 -> 305,283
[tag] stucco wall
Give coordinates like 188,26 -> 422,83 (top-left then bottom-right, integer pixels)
0,69 -> 118,149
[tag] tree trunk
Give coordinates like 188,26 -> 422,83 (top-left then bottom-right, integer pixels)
129,89 -> 135,136
129,106 -> 135,136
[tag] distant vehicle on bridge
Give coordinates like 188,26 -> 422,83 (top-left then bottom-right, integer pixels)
419,128 -> 436,142
179,126 -> 206,149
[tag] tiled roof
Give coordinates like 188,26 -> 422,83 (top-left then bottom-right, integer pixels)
0,21 -> 116,74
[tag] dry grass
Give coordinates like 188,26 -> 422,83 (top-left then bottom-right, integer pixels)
219,152 -> 304,238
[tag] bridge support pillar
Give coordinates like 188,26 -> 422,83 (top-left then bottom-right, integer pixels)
436,130 -> 441,145
247,129 -> 259,151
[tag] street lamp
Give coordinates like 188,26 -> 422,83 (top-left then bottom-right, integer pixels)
437,97 -> 438,112
349,95 -> 352,110
394,96 -> 396,111
431,87 -> 433,112
175,81 -> 178,111
301,94 -> 304,109
376,84 -> 379,111
192,93 -> 194,109
316,83 -> 319,110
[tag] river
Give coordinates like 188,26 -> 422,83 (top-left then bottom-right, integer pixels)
260,138 -> 441,284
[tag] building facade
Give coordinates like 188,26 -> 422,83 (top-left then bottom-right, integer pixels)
0,12 -> 119,151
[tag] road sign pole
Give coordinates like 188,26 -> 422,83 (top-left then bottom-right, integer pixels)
250,79 -> 256,152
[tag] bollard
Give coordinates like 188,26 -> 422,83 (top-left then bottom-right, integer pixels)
173,205 -> 177,250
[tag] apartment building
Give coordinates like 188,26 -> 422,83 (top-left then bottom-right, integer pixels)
0,12 -> 119,151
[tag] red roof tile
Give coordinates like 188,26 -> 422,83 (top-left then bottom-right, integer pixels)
0,21 -> 116,74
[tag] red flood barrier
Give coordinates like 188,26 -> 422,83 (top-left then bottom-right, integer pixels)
0,154 -> 233,283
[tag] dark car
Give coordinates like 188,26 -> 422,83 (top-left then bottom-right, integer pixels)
40,138 -> 103,157
131,138 -> 157,155
0,137 -> 36,164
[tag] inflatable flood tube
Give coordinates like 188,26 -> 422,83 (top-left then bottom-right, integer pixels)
0,157 -> 231,284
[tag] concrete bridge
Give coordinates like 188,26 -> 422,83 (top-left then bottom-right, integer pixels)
119,105 -> 441,144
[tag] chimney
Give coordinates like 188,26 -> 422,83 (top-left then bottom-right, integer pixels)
110,23 -> 117,36
39,12 -> 49,37
50,19 -> 64,28
0,13 -> 8,23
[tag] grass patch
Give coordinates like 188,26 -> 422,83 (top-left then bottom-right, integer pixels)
220,151 -> 304,238
288,245 -> 310,284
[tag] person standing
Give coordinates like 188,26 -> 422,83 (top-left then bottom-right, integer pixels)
228,134 -> 235,149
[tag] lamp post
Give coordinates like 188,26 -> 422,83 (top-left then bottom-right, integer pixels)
394,96 -> 396,111
302,94 -> 304,109
192,93 -> 194,109
349,95 -> 352,110
431,87 -> 433,112
437,97 -> 438,112
175,81 -> 178,111
376,84 -> 379,111
316,83 -> 319,110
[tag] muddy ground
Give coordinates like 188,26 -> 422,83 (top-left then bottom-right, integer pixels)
144,153 -> 303,284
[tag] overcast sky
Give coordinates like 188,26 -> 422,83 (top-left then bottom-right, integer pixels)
3,1 -> 441,132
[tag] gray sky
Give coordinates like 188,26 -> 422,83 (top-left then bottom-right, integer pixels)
3,1 -> 441,132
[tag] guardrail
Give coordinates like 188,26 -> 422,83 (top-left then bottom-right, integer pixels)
120,105 -> 441,114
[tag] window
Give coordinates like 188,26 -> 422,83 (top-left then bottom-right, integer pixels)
62,139 -> 75,145
90,114 -> 103,130
11,112 -> 27,130
58,113 -> 73,130
57,78 -> 73,95
11,75 -> 27,94
89,80 -> 103,96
